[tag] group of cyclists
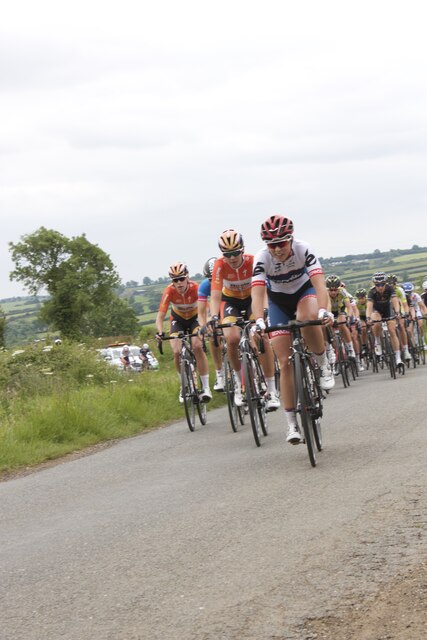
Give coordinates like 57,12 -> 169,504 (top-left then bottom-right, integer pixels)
154,213 -> 427,446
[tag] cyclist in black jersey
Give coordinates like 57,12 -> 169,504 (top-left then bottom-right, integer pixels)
366,272 -> 402,365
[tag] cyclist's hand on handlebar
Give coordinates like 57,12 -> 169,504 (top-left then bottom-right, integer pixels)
155,331 -> 165,342
198,324 -> 208,337
318,308 -> 334,326
251,317 -> 266,335
208,315 -> 219,329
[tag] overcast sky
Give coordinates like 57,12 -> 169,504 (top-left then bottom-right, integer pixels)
1,0 -> 427,298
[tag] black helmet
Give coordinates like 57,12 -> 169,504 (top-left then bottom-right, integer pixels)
326,275 -> 341,289
203,257 -> 217,280
355,288 -> 367,298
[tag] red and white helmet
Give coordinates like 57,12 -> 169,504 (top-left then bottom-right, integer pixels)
260,215 -> 294,242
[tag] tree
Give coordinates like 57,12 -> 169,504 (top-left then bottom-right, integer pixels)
143,276 -> 153,285
9,227 -> 138,339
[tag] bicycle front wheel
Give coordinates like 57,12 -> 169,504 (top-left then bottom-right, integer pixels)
224,354 -> 244,432
181,359 -> 196,431
242,351 -> 266,447
294,354 -> 317,467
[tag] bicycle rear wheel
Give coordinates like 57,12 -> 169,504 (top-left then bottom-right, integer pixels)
242,351 -> 266,447
181,359 -> 196,431
294,354 -> 317,467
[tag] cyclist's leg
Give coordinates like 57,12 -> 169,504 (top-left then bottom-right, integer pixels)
297,294 -> 335,390
268,298 -> 301,443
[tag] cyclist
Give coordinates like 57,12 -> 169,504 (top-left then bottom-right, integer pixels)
402,282 -> 427,350
386,274 -> 411,362
421,280 -> 427,308
366,272 -> 403,365
208,229 -> 280,411
156,262 -> 212,403
326,275 -> 359,367
355,288 -> 368,357
251,214 -> 334,445
198,256 -> 224,391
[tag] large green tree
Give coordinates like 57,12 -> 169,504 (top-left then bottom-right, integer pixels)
9,227 -> 138,339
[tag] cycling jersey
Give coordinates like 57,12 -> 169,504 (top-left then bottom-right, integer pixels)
406,291 -> 423,317
368,284 -> 396,318
252,239 -> 323,299
158,281 -> 199,320
356,298 -> 367,319
211,255 -> 253,300
197,277 -> 211,301
328,288 -> 349,316
422,292 -> 427,306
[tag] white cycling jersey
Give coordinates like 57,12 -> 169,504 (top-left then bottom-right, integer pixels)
409,291 -> 423,317
252,238 -> 323,295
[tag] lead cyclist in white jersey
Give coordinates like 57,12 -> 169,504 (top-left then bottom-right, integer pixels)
251,214 -> 335,445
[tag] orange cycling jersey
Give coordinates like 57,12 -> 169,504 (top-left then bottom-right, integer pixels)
158,281 -> 199,320
211,255 -> 253,300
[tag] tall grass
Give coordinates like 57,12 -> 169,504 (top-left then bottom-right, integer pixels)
0,341 -> 226,473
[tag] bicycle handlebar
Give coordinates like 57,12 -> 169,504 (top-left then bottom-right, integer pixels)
265,319 -> 324,333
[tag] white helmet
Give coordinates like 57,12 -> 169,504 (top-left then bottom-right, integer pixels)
122,345 -> 130,354
423,280 -> 427,290
142,343 -> 149,350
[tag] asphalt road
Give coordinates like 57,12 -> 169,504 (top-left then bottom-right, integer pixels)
1,363 -> 427,640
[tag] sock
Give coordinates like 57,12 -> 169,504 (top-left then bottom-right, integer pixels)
266,376 -> 276,393
314,351 -> 327,367
215,369 -> 223,379
200,374 -> 210,390
285,409 -> 297,428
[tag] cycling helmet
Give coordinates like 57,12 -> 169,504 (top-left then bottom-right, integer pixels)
168,262 -> 188,279
203,256 -> 217,279
386,274 -> 398,285
142,343 -> 149,350
355,288 -> 367,298
422,280 -> 427,290
218,229 -> 244,253
122,345 -> 130,354
325,275 -> 341,289
402,282 -> 414,293
260,215 -> 294,242
372,272 -> 387,285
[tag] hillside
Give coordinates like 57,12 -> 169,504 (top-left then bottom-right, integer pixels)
2,246 -> 426,346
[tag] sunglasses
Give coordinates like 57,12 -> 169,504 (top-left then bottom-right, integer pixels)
172,276 -> 187,283
222,249 -> 242,258
375,283 -> 386,287
329,288 -> 339,292
266,238 -> 292,249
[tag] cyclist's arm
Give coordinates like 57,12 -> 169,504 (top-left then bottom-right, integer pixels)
197,299 -> 208,327
366,300 -> 374,318
156,310 -> 166,335
251,282 -> 266,323
391,294 -> 400,316
209,289 -> 222,319
310,273 -> 330,312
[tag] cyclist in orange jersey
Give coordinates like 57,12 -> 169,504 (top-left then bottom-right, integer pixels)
156,262 -> 211,404
207,229 -> 280,411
